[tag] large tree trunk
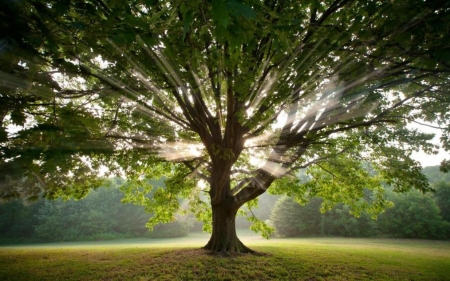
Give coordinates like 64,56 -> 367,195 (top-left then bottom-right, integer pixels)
202,201 -> 253,254
202,147 -> 265,254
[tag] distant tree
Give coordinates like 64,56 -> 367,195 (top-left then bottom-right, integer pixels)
1,0 -> 450,252
271,197 -> 323,237
323,203 -> 377,237
271,196 -> 378,238
148,219 -> 193,238
419,166 -> 450,222
434,181 -> 450,222
34,186 -> 192,242
235,193 -> 279,229
250,193 -> 280,221
0,199 -> 43,243
378,191 -> 449,239
34,187 -> 149,241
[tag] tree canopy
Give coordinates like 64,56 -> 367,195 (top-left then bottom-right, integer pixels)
1,0 -> 450,252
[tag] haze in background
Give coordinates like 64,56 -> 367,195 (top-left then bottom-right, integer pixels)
410,123 -> 448,167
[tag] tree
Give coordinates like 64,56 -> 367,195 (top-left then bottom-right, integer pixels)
377,190 -> 450,239
0,199 -> 44,243
271,196 -> 323,237
322,203 -> 377,237
0,1 -> 114,201
270,196 -> 378,238
422,166 -> 450,222
433,181 -> 450,222
34,187 -> 150,242
1,0 -> 450,253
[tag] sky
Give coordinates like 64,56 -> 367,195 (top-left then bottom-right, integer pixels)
410,122 -> 448,167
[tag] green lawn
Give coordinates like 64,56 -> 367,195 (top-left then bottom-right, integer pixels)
1,231 -> 449,280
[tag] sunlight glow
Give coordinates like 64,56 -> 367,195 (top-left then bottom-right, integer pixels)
158,142 -> 204,161
249,156 -> 287,178
197,179 -> 207,190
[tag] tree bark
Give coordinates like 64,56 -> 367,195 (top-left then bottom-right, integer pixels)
202,201 -> 253,254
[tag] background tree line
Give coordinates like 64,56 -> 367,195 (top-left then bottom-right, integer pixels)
270,166 -> 450,239
0,178 -> 193,244
1,166 -> 449,244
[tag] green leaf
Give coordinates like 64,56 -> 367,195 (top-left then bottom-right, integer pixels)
440,159 -> 450,173
228,1 -> 256,19
10,108 -> 26,126
212,0 -> 231,27
182,9 -> 194,40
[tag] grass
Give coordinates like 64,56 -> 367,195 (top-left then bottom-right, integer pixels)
1,231 -> 449,280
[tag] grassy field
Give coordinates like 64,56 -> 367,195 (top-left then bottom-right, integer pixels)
1,231 -> 449,281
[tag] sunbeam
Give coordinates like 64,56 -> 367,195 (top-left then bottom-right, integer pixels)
157,141 -> 204,161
